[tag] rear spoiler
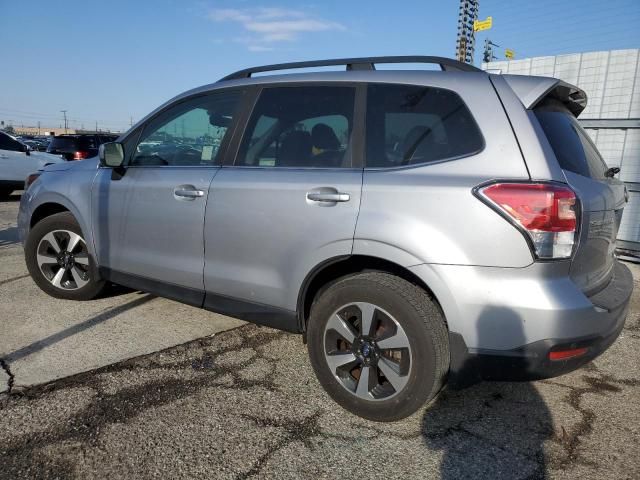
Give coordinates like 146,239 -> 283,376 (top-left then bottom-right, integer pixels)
499,75 -> 587,117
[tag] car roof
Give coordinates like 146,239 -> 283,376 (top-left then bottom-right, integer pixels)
218,55 -> 482,81
121,55 -> 583,136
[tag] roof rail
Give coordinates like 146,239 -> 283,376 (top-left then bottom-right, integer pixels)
219,56 -> 483,81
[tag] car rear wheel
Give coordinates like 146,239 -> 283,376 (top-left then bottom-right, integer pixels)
25,212 -> 106,300
307,272 -> 449,422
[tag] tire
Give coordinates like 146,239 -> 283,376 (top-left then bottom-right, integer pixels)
0,188 -> 13,200
25,212 -> 106,300
307,272 -> 449,422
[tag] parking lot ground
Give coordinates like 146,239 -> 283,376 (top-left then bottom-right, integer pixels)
0,195 -> 244,391
1,196 -> 639,479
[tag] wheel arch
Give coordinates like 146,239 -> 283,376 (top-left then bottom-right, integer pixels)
297,254 -> 447,333
26,195 -> 97,261
30,202 -> 71,228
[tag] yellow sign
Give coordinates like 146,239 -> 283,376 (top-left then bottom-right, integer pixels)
505,48 -> 515,60
473,16 -> 492,32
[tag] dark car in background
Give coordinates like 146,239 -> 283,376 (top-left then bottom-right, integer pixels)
47,134 -> 119,161
21,139 -> 49,152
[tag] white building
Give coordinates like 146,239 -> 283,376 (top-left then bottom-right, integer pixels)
484,49 -> 640,257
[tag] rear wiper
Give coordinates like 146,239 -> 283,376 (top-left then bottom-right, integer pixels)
605,167 -> 620,178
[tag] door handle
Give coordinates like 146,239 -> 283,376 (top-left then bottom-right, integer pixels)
173,185 -> 205,201
0,154 -> 8,159
307,192 -> 350,202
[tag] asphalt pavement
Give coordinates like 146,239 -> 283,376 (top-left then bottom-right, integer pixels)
1,194 -> 639,479
0,194 -> 244,390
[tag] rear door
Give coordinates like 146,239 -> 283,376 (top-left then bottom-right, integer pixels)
203,84 -> 364,322
534,101 -> 627,294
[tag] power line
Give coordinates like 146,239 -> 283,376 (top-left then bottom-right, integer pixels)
476,0 -> 640,60
0,108 -> 131,126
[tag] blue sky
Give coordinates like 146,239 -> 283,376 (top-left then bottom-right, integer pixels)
1,0 -> 638,132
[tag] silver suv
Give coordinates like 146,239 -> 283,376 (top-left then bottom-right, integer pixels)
18,57 -> 634,421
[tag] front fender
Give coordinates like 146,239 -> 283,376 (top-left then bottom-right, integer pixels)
19,174 -> 98,262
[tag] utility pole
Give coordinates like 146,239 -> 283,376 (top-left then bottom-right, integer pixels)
483,38 -> 499,63
456,0 -> 479,64
95,120 -> 98,133
60,110 -> 68,134
37,121 -> 41,135
130,116 -> 133,128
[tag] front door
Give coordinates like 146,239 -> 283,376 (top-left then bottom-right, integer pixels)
204,85 -> 363,322
0,132 -> 32,188
92,90 -> 244,302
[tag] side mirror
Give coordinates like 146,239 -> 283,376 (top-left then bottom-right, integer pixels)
99,142 -> 124,167
22,144 -> 31,156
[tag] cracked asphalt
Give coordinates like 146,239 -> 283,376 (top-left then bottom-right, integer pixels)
1,199 -> 640,479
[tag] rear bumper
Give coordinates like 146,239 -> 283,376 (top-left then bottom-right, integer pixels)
449,260 -> 632,386
408,260 -> 634,387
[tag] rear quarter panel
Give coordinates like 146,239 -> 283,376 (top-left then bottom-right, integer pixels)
355,75 -> 534,267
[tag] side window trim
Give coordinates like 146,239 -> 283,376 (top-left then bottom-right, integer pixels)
228,82 -> 366,170
125,87 -> 246,168
221,85 -> 261,166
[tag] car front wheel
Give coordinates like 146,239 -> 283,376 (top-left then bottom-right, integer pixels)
307,272 -> 449,422
25,212 -> 106,300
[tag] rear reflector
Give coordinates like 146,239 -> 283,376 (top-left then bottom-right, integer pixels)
476,182 -> 578,259
549,347 -> 588,361
73,151 -> 89,160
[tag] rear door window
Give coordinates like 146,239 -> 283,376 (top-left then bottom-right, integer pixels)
365,84 -> 483,168
236,86 -> 355,168
534,105 -> 608,179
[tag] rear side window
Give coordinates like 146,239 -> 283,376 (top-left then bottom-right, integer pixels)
535,107 -> 608,179
365,84 -> 483,168
236,86 -> 355,168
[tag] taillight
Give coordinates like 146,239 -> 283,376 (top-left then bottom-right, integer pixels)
73,151 -> 89,160
25,172 -> 41,190
476,182 -> 578,259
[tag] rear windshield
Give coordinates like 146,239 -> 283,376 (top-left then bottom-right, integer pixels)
534,104 -> 608,179
49,136 -> 97,150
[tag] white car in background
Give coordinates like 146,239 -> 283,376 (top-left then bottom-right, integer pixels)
0,131 -> 64,199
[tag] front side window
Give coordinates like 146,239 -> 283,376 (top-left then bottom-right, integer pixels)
366,84 -> 483,168
131,91 -> 243,166
237,86 -> 355,168
0,132 -> 25,152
